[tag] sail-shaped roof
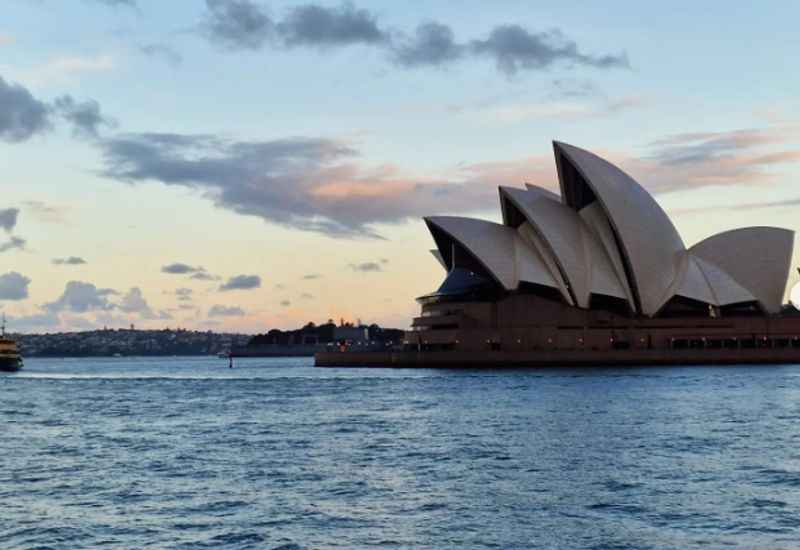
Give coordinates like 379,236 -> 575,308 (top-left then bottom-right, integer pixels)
423,142 -> 794,317
425,216 -> 559,292
554,141 -> 685,316
690,227 -> 794,313
499,185 -> 628,307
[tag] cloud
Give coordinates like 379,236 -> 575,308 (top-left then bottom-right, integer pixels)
118,287 -> 172,319
349,261 -> 382,272
44,281 -> 117,313
53,95 -> 115,139
52,256 -> 87,265
174,287 -> 193,301
0,208 -> 19,232
200,3 -> 627,77
100,124 -> 798,240
139,43 -> 183,67
161,262 -> 205,274
648,128 -> 795,167
0,76 -> 50,142
203,0 -> 387,51
0,236 -> 26,253
0,272 -> 30,300
624,126 -> 800,194
470,26 -> 628,76
203,0 -> 275,50
280,300 -> 290,307
300,292 -> 313,299
392,22 -> 464,67
0,75 -> 113,143
5,311 -> 60,332
219,274 -> 261,291
190,272 -> 221,281
302,273 -> 321,280
99,132 -> 495,237
277,3 -> 387,47
118,287 -> 150,314
208,304 -> 245,316
0,34 -> 14,46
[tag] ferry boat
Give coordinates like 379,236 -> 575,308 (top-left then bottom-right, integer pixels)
0,315 -> 23,372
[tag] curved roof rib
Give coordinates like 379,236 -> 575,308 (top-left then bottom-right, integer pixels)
554,141 -> 686,316
693,256 -> 756,306
578,202 -> 636,307
500,186 -> 628,307
424,216 -> 559,292
516,221 -> 574,305
523,182 -> 561,201
690,227 -> 794,313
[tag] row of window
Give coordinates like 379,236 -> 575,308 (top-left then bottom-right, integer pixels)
670,337 -> 800,350
406,336 -> 800,353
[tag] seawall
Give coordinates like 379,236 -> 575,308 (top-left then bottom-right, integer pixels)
315,349 -> 800,367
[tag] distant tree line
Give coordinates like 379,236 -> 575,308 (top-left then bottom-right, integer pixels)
247,320 -> 404,347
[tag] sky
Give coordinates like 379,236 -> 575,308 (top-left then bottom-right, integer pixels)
1,0 -> 799,334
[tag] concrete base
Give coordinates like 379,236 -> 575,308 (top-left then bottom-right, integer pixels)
315,349 -> 800,368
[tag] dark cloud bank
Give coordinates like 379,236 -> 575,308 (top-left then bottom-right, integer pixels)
0,208 -> 19,232
0,76 -> 114,143
219,274 -> 261,291
201,0 -> 629,76
161,262 -> 205,274
98,132 -> 492,238
52,256 -> 87,265
0,272 -> 30,301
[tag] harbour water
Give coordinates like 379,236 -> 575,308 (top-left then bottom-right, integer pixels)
4,357 -> 800,548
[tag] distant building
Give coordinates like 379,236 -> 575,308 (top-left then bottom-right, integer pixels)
333,326 -> 369,343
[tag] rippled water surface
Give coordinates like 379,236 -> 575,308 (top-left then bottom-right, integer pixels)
4,357 -> 800,548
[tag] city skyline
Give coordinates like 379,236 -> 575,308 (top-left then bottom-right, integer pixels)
2,0 -> 799,333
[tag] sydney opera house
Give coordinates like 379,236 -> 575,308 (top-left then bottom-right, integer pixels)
317,142 -> 800,367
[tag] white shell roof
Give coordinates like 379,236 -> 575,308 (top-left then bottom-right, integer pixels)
500,186 -> 628,307
692,256 -> 756,306
425,216 -> 559,291
671,253 -> 717,306
554,142 -> 685,316
422,143 -> 794,318
690,227 -> 794,313
578,201 -> 636,306
517,221 -> 574,305
668,252 -> 755,308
